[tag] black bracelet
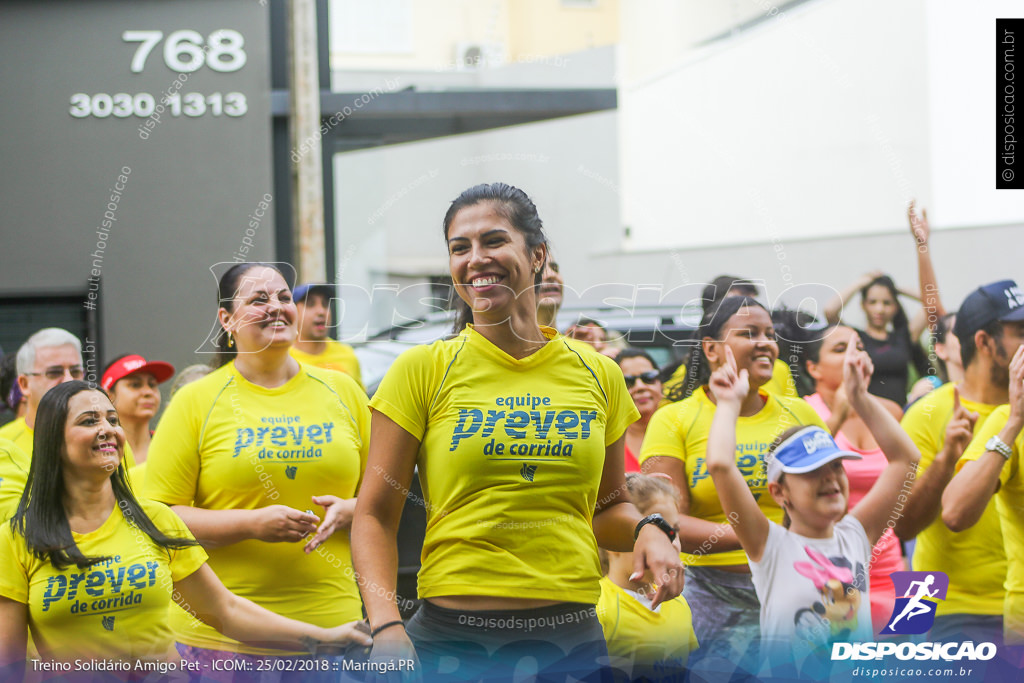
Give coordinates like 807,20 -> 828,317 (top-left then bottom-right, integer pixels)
370,620 -> 405,637
634,513 -> 677,542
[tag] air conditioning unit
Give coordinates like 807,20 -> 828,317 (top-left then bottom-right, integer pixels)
455,42 -> 505,70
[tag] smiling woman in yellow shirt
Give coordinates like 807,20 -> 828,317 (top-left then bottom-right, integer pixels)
352,183 -> 683,681
143,263 -> 370,669
0,382 -> 370,681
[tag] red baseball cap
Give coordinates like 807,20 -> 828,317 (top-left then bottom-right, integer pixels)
101,355 -> 175,391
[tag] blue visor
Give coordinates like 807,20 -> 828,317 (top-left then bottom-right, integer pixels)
766,426 -> 861,483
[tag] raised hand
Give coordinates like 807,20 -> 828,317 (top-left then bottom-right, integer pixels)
842,330 -> 873,402
943,387 -> 978,461
832,381 -> 851,423
707,346 -> 749,406
1009,345 -> 1024,426
908,200 -> 930,247
858,270 -> 885,289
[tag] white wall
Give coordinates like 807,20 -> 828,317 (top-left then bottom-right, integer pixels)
613,0 -> 1024,319
618,0 -> 805,86
332,109 -> 621,339
330,0 -> 507,71
620,0 -> 933,251
591,222 -> 1023,329
329,0 -> 1024,340
927,0 -> 1024,227
332,45 -> 616,92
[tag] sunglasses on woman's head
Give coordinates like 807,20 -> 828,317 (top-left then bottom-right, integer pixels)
623,370 -> 660,388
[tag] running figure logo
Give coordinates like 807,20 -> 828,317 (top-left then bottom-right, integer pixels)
881,571 -> 949,635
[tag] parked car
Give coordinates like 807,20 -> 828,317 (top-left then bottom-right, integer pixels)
352,304 -> 702,397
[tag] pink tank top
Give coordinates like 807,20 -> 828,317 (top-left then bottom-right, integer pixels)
805,393 -> 903,576
624,443 -> 641,473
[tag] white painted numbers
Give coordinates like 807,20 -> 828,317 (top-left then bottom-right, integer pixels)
67,29 -> 248,121
122,29 -> 246,73
69,92 -> 246,119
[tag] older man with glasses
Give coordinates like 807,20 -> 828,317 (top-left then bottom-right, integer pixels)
0,328 -> 88,519
0,328 -> 86,456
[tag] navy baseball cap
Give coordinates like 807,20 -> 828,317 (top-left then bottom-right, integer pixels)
766,426 -> 861,484
953,280 -> 1024,343
292,283 -> 333,303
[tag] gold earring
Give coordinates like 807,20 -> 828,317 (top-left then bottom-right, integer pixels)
227,332 -> 235,348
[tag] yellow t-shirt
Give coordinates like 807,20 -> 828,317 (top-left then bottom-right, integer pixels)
144,362 -> 369,654
0,417 -> 31,454
0,500 -> 207,664
764,359 -> 799,398
662,358 -> 797,403
0,438 -> 29,522
958,404 -> 1024,640
370,325 -> 639,605
597,576 -> 698,671
640,387 -> 827,567
289,340 -> 363,388
900,382 -> 1002,617
562,335 -> 604,357
129,461 -> 147,492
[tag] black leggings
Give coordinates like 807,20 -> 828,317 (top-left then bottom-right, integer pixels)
405,600 -> 611,682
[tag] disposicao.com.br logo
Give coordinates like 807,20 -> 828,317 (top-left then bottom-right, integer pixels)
883,570 -> 949,635
832,571 -> 997,662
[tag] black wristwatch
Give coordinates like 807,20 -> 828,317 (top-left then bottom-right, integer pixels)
634,513 -> 677,542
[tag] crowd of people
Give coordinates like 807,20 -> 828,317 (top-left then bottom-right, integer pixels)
0,183 -> 1021,682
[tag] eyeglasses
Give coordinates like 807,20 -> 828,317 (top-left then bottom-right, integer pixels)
623,370 -> 660,388
25,366 -> 85,381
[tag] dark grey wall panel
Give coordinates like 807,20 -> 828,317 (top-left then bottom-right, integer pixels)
0,0 -> 275,373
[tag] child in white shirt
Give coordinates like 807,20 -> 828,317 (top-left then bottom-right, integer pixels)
704,336 -> 918,672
